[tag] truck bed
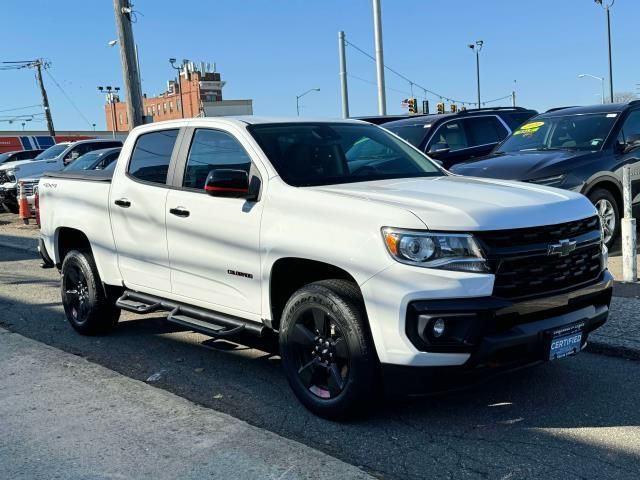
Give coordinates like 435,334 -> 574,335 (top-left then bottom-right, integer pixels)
42,169 -> 114,182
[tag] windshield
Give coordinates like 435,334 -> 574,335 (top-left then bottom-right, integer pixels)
34,144 -> 68,160
0,153 -> 11,164
63,151 -> 102,171
248,123 -> 443,187
384,122 -> 432,147
497,113 -> 618,153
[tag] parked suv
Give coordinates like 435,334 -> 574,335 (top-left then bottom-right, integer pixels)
0,139 -> 121,212
384,107 -> 537,169
450,102 -> 640,247
38,117 -> 611,418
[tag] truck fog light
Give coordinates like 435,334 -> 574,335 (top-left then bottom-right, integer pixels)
432,318 -> 446,338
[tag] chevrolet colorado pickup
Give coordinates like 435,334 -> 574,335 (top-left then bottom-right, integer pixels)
38,117 -> 613,419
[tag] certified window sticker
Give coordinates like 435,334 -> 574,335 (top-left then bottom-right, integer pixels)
513,121 -> 545,136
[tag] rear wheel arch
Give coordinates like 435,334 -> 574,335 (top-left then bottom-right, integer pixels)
55,227 -> 92,265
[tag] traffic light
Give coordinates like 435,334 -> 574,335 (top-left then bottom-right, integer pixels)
460,105 -> 467,112
422,100 -> 429,114
436,102 -> 445,114
408,98 -> 417,114
450,104 -> 458,113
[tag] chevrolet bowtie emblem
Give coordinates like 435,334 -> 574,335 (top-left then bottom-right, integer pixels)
548,239 -> 577,257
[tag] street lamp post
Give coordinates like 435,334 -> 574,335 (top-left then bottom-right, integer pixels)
296,88 -> 320,116
97,85 -> 120,138
578,74 -> 605,104
169,58 -> 188,118
468,40 -> 483,108
595,0 -> 615,103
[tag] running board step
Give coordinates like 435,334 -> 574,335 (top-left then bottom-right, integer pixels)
115,290 -> 264,338
167,308 -> 246,338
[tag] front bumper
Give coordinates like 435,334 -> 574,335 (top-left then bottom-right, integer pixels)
381,271 -> 613,394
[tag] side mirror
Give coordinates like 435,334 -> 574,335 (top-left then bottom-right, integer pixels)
428,143 -> 450,155
205,169 -> 250,198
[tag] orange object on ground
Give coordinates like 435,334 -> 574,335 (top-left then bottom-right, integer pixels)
18,182 -> 30,225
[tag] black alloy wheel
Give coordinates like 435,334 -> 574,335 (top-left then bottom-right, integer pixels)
279,279 -> 378,419
291,306 -> 350,400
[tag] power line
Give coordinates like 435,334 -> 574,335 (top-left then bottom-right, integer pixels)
0,104 -> 42,113
44,68 -> 94,129
348,74 -> 412,96
345,39 -> 511,107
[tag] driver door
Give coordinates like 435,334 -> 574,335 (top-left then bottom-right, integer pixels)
616,110 -> 640,213
165,127 -> 264,318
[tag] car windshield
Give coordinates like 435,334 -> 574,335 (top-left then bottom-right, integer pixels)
248,123 -> 443,187
0,153 -> 11,164
496,113 -> 618,153
63,151 -> 102,171
384,122 -> 432,147
34,144 -> 68,160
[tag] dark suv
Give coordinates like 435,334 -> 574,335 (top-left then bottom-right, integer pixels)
383,107 -> 537,169
0,149 -> 45,165
450,102 -> 640,247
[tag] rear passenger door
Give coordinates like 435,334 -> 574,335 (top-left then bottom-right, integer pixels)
110,129 -> 181,294
165,127 -> 264,318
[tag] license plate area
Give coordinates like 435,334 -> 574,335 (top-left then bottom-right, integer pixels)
547,322 -> 585,361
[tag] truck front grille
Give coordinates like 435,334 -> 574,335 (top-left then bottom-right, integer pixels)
493,245 -> 602,298
0,171 -> 9,184
21,182 -> 38,197
475,216 -> 603,299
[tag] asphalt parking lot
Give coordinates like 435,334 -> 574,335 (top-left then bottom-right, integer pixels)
1,246 -> 639,479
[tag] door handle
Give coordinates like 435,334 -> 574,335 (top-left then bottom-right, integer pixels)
169,207 -> 190,218
114,198 -> 131,208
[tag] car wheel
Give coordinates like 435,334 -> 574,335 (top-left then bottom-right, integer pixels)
61,249 -> 120,335
279,279 -> 378,420
588,189 -> 619,249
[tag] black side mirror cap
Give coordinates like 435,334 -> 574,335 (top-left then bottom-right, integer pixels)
205,169 -> 250,198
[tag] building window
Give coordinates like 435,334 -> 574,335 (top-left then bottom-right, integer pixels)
177,99 -> 181,111
157,104 -> 161,116
152,106 -> 156,115
118,113 -> 123,125
169,101 -> 173,112
163,102 -> 167,113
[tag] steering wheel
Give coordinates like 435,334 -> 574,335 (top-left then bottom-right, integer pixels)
351,165 -> 378,176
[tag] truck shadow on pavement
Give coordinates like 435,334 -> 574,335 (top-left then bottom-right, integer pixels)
1,248 -> 639,480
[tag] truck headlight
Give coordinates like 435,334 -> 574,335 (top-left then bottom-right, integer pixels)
381,228 -> 489,273
6,170 -> 16,182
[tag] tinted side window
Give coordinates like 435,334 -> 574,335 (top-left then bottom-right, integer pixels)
619,111 -> 640,144
429,120 -> 468,151
183,129 -> 251,190
465,117 -> 508,146
128,129 -> 179,184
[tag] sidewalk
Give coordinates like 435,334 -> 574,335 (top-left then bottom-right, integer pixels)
0,327 -> 371,480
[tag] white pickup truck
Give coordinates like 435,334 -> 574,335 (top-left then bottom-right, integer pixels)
38,117 -> 613,418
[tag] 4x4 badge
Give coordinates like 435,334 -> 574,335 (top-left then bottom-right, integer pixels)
547,239 -> 577,257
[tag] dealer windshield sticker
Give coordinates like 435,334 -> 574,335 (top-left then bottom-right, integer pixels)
514,121 -> 545,136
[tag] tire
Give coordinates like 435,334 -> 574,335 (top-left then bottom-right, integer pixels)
588,188 -> 620,249
279,279 -> 378,420
61,249 -> 120,335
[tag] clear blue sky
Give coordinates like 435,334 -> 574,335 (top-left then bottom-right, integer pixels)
1,0 -> 638,131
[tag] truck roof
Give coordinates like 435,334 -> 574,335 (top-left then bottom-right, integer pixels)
132,117 -> 367,133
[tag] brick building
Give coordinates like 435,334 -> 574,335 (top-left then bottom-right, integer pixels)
105,62 -> 253,132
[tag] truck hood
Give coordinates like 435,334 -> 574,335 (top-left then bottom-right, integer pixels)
313,176 -> 596,230
449,149 -> 598,180
0,159 -> 31,171
1,158 -> 61,180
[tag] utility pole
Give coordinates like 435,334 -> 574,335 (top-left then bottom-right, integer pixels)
372,0 -> 387,115
338,31 -> 350,119
595,0 -> 615,103
33,60 -> 55,136
113,0 -> 144,128
511,90 -> 516,107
